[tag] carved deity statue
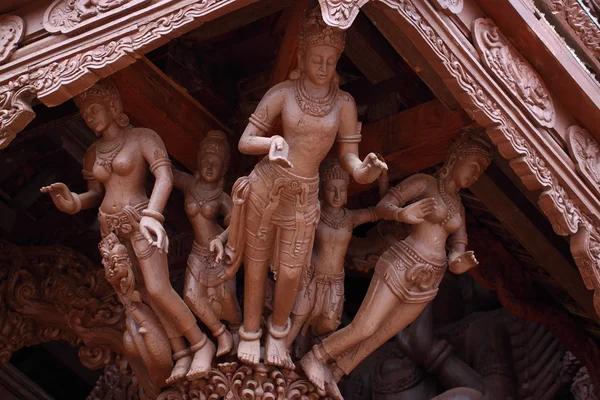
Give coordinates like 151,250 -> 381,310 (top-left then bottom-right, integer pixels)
219,8 -> 387,370
300,133 -> 493,399
173,130 -> 241,357
287,158 -> 383,350
40,80 -> 215,386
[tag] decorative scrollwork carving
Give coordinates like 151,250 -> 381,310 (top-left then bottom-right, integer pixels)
566,125 -> 600,198
0,240 -> 124,369
549,0 -> 600,62
472,18 -> 556,128
43,0 -> 150,35
161,363 -> 326,400
430,0 -> 463,14
318,0 -> 369,29
0,15 -> 25,65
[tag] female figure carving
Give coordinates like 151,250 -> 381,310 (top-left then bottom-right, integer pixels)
286,158 -> 382,349
173,130 -> 241,357
221,8 -> 387,370
300,134 -> 493,398
40,80 -> 215,385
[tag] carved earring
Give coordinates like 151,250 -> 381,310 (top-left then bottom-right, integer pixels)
116,113 -> 129,127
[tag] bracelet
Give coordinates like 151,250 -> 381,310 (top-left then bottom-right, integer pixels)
141,209 -> 165,223
70,192 -> 82,214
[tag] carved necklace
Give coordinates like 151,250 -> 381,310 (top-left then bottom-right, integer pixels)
96,133 -> 126,172
320,208 -> 349,229
438,178 -> 460,226
190,176 -> 222,207
294,78 -> 339,117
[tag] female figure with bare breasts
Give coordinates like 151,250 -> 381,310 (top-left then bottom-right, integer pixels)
286,158 -> 384,350
41,80 -> 215,385
173,130 -> 241,357
300,133 -> 493,398
220,8 -> 387,370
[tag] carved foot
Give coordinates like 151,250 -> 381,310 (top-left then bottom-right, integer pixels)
325,376 -> 343,400
330,363 -> 345,383
264,317 -> 295,370
186,337 -> 215,381
299,346 -> 329,391
214,325 -> 233,357
166,349 -> 192,385
237,326 -> 262,365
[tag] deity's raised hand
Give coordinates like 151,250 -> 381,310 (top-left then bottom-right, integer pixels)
139,216 -> 169,253
396,198 -> 437,224
449,250 -> 478,274
40,182 -> 80,214
269,135 -> 293,168
354,153 -> 388,184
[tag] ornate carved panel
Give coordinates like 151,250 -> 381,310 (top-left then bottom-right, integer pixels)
472,18 -> 556,128
0,240 -> 124,369
548,0 -> 600,61
566,125 -> 600,198
0,15 -> 24,65
43,0 -> 151,35
318,0 -> 369,29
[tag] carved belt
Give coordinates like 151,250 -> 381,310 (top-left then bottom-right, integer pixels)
98,200 -> 148,238
187,241 -> 224,287
252,159 -> 319,259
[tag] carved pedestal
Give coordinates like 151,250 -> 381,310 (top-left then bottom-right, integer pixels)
157,363 -> 328,400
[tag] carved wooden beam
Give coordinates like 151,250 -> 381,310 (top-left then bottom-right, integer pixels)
469,172 -> 597,321
348,98 -> 472,195
111,56 -> 230,171
0,0 -> 258,149
374,0 -> 600,319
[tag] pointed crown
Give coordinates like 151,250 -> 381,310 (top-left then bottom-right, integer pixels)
447,130 -> 493,166
320,158 -> 349,183
299,6 -> 346,53
199,130 -> 230,166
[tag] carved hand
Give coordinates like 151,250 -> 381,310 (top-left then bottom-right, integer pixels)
209,237 -> 225,263
396,198 -> 437,224
268,135 -> 293,168
139,216 -> 169,253
40,183 -> 79,214
354,153 -> 388,184
217,264 -> 237,284
448,250 -> 478,274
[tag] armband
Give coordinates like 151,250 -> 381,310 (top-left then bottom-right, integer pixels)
149,157 -> 172,174
141,209 -> 165,223
249,113 -> 273,132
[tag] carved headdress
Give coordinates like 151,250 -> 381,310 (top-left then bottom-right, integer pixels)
299,6 -> 346,53
73,79 -> 129,127
445,130 -> 494,168
198,130 -> 230,167
320,158 -> 349,183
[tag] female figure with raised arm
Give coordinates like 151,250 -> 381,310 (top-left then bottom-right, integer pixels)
300,133 -> 493,398
40,80 -> 215,385
172,130 -> 241,357
286,158 -> 384,350
220,8 -> 387,370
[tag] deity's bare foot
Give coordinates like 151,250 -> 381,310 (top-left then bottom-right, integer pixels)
166,349 -> 192,385
214,326 -> 233,357
186,338 -> 215,381
325,373 -> 343,400
300,346 -> 329,391
265,317 -> 295,369
330,363 -> 345,383
237,326 -> 262,365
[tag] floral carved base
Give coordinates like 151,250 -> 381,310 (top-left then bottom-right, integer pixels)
157,363 -> 328,400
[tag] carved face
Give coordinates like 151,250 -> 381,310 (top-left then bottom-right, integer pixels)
81,102 -> 113,135
322,178 -> 348,208
301,44 -> 340,86
451,154 -> 488,189
199,153 -> 224,184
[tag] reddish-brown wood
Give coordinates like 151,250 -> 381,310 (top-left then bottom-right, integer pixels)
111,57 -> 230,171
